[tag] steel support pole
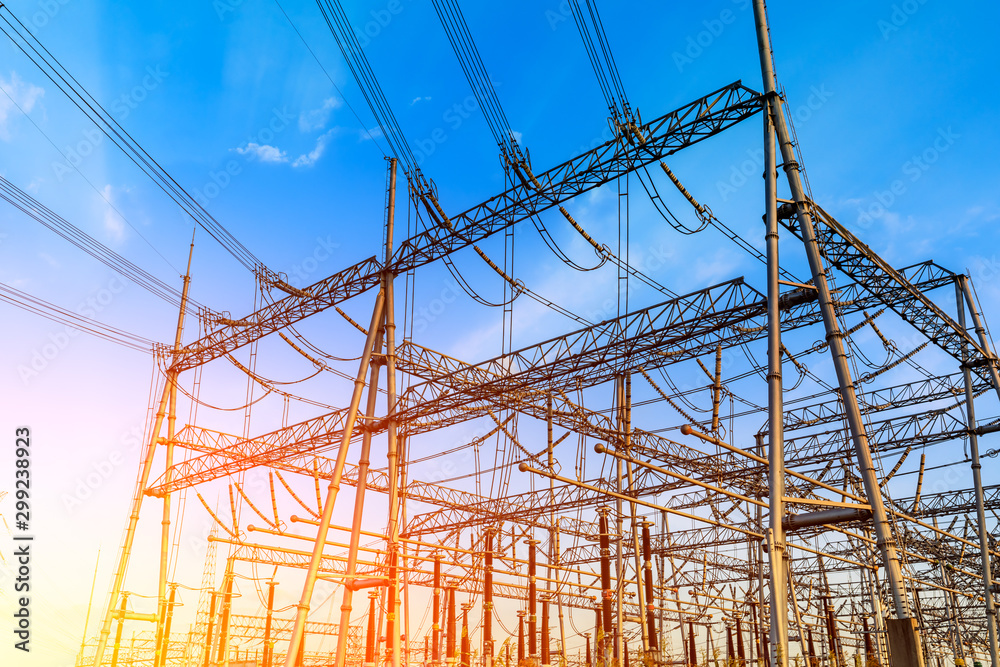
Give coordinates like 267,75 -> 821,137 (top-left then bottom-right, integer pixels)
160,584 -> 176,666
110,593 -> 128,667
203,591 -> 218,667
542,599 -> 550,667
447,587 -> 457,665
529,539 -> 538,657
621,374 -> 650,656
485,530 -> 494,667
598,509 -> 613,667
642,521 -> 658,655
462,604 -> 471,667
285,286 -> 386,667
95,232 -> 195,667
333,326 -> 384,667
264,582 -> 277,667
763,84 -> 789,667
156,233 -> 195,667
382,157 -> 402,667
787,559 -> 808,663
751,0 -> 912,625
366,591 -> 379,667
434,555 -> 442,666
216,568 -> 234,667
956,275 -> 1000,667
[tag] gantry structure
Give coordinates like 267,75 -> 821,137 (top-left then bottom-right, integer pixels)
2,2 -> 995,667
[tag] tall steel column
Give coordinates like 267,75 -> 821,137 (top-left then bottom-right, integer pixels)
528,538 -> 538,657
94,231 -> 196,667
382,157 -> 402,667
333,305 -> 384,667
751,0 -> 913,626
763,81 -> 789,667
956,275 -> 1000,667
485,530 -> 494,667
284,285 -> 386,667
433,554 -> 442,666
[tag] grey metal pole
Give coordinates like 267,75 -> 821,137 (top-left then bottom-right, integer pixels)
285,286 -> 386,667
786,561 -> 808,666
956,275 -> 1000,667
95,231 -> 195,667
382,157 -> 403,667
333,325 -> 384,667
751,0 -> 912,623
764,86 -> 789,667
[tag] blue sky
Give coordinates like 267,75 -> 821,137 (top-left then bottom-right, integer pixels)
1,1 -> 999,665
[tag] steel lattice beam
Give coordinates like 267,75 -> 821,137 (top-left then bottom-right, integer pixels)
170,81 -> 763,373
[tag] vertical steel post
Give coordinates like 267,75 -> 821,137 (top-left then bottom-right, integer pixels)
518,611 -> 525,663
763,94 -> 789,667
382,157 -> 403,667
155,232 -> 195,667
485,530 -> 494,667
751,0 -> 913,627
334,321 -> 384,665
80,549 -> 101,667
957,275 -> 1000,667
614,377 -> 626,665
434,555 -> 442,666
110,593 -> 129,667
594,606 -> 602,667
787,561 -> 808,666
529,539 -> 538,657
621,374 -> 650,655
287,286 -> 386,667
598,509 -> 613,667
447,587 -> 457,666
366,592 -> 378,667
542,599 -> 550,667
216,569 -> 234,666
642,520 -> 658,653
264,582 -> 277,667
203,591 -> 218,667
461,604 -> 471,667
93,233 -> 196,667
160,585 -> 176,667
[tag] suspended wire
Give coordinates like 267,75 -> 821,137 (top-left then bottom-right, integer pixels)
0,281 -> 157,353
0,78 -> 182,274
0,175 -> 207,317
532,215 -> 607,272
0,8 -> 265,273
313,0 -> 418,174
271,0 -> 390,155
569,0 -> 626,120
442,253 -> 518,309
430,0 -> 515,158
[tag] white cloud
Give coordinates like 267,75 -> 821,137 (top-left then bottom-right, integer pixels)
359,127 -> 382,142
299,97 -> 341,132
512,130 -> 523,144
101,185 -> 125,241
235,142 -> 288,163
292,129 -> 334,168
411,96 -> 432,105
0,71 -> 44,141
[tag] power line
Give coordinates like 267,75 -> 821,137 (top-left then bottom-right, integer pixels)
0,7 -> 265,273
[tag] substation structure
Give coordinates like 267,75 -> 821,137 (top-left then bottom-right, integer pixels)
57,2 -> 1000,667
